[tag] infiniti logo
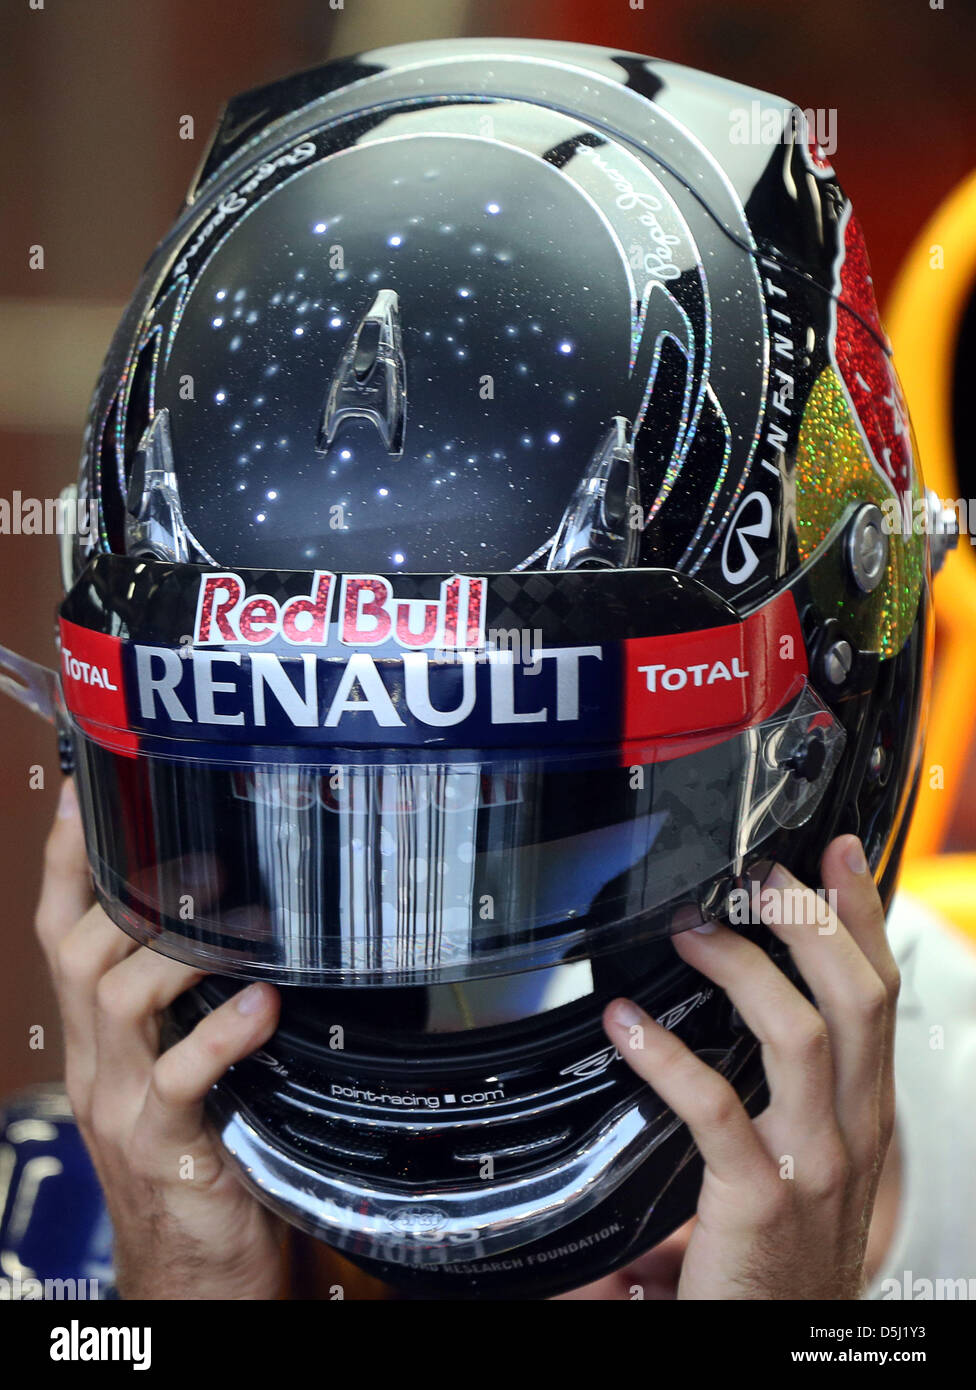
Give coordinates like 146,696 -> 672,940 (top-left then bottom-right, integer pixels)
721,490 -> 773,584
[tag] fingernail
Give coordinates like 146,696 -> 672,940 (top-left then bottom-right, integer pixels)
236,983 -> 266,1015
844,837 -> 868,875
692,919 -> 718,935
57,778 -> 78,820
765,863 -> 792,892
609,999 -> 644,1030
670,903 -> 704,933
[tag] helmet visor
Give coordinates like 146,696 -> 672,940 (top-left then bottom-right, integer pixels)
71,679 -> 842,983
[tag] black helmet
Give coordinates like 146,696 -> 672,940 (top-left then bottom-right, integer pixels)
2,38 -> 934,1297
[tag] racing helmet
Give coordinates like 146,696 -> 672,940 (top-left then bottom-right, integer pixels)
1,38 -> 935,1297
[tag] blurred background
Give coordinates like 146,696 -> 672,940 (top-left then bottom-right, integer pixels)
2,0 -> 975,1099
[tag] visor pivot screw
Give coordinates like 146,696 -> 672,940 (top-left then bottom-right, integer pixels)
869,743 -> 886,778
823,638 -> 853,686
785,729 -> 828,782
847,504 -> 888,593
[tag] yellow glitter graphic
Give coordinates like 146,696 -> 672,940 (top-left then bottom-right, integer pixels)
794,366 -> 925,657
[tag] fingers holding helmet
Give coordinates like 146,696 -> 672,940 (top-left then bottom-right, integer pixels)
33,776 -> 285,1297
34,777 -> 95,967
605,837 -> 897,1299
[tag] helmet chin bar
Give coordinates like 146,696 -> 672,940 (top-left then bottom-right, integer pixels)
197,1024 -> 764,1290
165,934 -> 771,1296
212,1085 -> 683,1266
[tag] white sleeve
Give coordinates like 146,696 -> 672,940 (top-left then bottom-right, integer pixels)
864,892 -> 976,1300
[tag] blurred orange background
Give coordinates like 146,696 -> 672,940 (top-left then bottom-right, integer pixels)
2,0 -> 975,1098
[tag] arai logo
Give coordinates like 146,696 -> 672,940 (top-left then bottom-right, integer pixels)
559,992 -> 713,1079
388,1206 -> 449,1238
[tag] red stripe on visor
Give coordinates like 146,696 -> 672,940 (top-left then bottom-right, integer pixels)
622,589 -> 808,760
58,620 -> 138,756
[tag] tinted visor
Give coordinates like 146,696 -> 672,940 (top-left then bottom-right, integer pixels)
72,680 -> 843,984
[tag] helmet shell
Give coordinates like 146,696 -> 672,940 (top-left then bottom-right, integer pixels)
72,39 -> 930,1298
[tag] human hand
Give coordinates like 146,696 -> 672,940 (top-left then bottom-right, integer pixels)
34,778 -> 284,1299
603,836 -> 898,1300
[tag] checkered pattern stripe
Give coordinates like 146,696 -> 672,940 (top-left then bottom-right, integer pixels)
65,557 -> 736,644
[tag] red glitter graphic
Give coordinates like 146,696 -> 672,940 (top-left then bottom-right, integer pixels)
834,213 -> 913,501
395,602 -> 439,648
238,598 -> 278,644
466,578 -> 484,650
806,135 -> 833,173
342,577 -> 393,646
443,575 -> 460,649
195,573 -> 245,644
442,576 -> 485,650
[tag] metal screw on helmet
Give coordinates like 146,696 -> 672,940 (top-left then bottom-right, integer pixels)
846,503 -> 888,593
784,728 -> 828,782
926,488 -> 960,575
823,638 -> 853,685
